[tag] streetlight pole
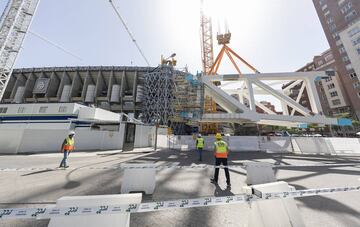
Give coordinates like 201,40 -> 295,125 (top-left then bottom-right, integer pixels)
154,122 -> 159,151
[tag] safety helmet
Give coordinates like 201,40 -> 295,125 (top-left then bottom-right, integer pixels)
69,131 -> 75,136
198,133 -> 202,137
215,133 -> 222,140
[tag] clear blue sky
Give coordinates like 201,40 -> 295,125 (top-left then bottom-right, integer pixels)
0,0 -> 329,74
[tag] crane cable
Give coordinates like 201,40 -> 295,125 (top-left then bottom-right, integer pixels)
109,0 -> 150,66
29,30 -> 83,61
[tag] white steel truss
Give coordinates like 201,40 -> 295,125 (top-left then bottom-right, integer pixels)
0,0 -> 40,100
201,72 -> 338,127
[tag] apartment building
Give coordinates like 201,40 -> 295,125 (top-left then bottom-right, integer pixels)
297,49 -> 350,117
313,0 -> 360,119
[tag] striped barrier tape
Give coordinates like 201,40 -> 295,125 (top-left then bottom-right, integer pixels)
0,162 -> 359,172
0,185 -> 359,220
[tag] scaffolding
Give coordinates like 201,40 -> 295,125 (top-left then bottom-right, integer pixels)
142,66 -> 175,125
142,66 -> 201,134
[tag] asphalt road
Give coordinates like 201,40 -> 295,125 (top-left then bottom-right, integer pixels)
0,149 -> 359,227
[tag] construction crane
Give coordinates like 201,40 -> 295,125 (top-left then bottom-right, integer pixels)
200,0 -> 214,74
200,0 -> 218,134
0,0 -> 40,101
199,0 -> 261,134
209,29 -> 260,75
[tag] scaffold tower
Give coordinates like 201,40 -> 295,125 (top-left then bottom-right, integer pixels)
142,66 -> 202,134
0,0 -> 40,100
142,66 -> 176,125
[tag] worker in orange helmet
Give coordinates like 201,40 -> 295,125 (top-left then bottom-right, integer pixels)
211,133 -> 231,187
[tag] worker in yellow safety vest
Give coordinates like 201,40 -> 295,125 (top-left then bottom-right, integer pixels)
211,133 -> 231,187
196,134 -> 204,161
59,131 -> 75,168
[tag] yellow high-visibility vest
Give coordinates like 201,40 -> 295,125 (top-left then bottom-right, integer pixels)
196,138 -> 204,148
63,137 -> 75,151
214,140 -> 228,158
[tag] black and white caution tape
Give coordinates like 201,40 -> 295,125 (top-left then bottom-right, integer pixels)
0,162 -> 359,172
1,185 -> 359,220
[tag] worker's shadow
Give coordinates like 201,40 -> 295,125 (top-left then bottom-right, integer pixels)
214,184 -> 234,197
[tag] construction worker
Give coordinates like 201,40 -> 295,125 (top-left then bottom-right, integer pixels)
211,133 -> 231,187
59,131 -> 75,168
196,134 -> 204,161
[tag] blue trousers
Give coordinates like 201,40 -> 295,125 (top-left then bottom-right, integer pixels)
197,148 -> 203,161
59,151 -> 69,167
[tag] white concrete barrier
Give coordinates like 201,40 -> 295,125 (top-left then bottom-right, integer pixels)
0,128 -> 24,154
246,181 -> 305,227
167,136 -> 360,155
259,136 -> 293,153
121,163 -> 156,194
292,137 -> 333,154
48,193 -> 142,227
134,125 -> 153,148
325,138 -> 360,154
229,136 -> 259,152
245,162 -> 276,185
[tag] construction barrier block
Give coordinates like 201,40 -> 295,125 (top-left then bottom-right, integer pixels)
246,181 -> 305,227
48,193 -> 142,227
121,163 -> 156,194
245,162 -> 276,185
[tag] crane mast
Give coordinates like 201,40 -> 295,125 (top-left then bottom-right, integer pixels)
0,0 -> 40,101
200,0 -> 214,74
200,0 -> 218,134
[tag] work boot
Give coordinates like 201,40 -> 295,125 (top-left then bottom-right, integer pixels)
210,178 -> 218,184
227,182 -> 231,188
65,166 -> 69,168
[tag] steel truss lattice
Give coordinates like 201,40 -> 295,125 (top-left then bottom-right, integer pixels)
142,66 -> 176,126
0,0 -> 40,100
142,66 -> 202,134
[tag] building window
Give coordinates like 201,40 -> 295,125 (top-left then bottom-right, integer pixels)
318,60 -> 324,66
339,46 -> 346,54
330,91 -> 338,97
348,26 -> 360,38
337,0 -> 345,6
322,4 -> 328,11
17,107 -> 25,113
354,82 -> 360,88
325,77 -> 333,82
358,92 -> 360,98
327,83 -> 335,89
329,23 -> 337,32
326,17 -> 333,24
324,10 -> 330,17
39,106 -> 48,113
324,54 -> 333,62
342,55 -> 350,62
58,106 -> 67,113
335,39 -> 342,46
345,10 -> 357,22
352,36 -> 360,46
0,107 -> 8,114
332,32 -> 340,40
341,2 -> 353,14
345,63 -> 353,71
349,72 -> 357,79
332,99 -> 341,105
